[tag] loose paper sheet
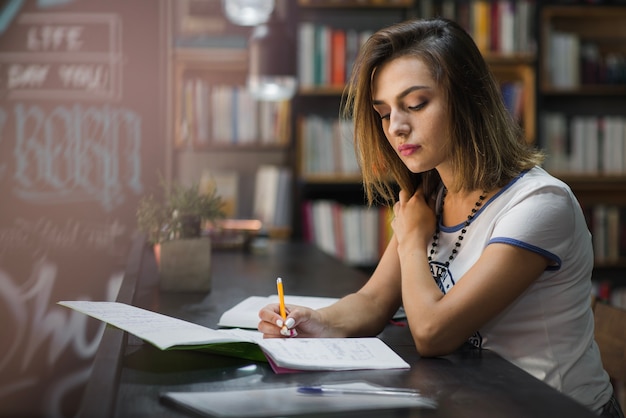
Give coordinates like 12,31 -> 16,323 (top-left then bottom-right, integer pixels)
217,295 -> 340,329
161,382 -> 436,417
218,295 -> 406,329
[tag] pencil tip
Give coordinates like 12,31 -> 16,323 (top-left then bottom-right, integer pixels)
276,277 -> 282,283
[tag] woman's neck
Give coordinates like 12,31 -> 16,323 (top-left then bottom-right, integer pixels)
440,187 -> 490,227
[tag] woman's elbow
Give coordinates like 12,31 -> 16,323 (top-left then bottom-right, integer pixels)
410,324 -> 461,357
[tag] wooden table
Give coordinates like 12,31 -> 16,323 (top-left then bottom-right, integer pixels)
78,238 -> 597,418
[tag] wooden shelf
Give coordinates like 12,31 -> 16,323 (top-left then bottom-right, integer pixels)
298,86 -> 347,96
541,85 -> 626,96
298,0 -> 414,8
594,260 -> 626,270
557,174 -> 626,188
490,61 -> 536,144
540,6 -> 626,93
170,44 -> 293,222
174,143 -> 290,152
556,174 -> 626,207
299,174 -> 362,183
483,53 -> 536,65
539,6 -> 626,276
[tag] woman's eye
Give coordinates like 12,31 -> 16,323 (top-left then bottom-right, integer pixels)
408,102 -> 426,111
380,113 -> 390,121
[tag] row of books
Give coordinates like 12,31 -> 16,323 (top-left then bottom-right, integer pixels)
542,113 -> 626,175
584,204 -> 626,265
297,1 -> 535,89
253,165 -> 292,234
301,200 -> 393,266
298,0 -> 413,5
299,77 -> 523,178
297,23 -> 372,88
177,78 -> 291,148
300,200 -> 626,269
418,0 -> 536,55
299,116 -> 360,177
548,33 -> 626,88
593,282 -> 626,312
501,81 -> 525,124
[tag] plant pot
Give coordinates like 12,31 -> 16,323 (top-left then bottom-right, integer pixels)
156,237 -> 212,292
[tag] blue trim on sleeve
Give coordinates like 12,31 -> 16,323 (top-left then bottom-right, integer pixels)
439,169 -> 531,233
489,237 -> 561,271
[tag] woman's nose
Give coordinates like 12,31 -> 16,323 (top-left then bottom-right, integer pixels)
388,111 -> 410,137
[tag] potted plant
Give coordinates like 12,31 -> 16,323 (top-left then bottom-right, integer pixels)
136,180 -> 225,292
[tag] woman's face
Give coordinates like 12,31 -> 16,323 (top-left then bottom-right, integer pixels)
372,55 -> 450,174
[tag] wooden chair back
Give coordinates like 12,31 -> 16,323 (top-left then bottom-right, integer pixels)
593,300 -> 626,382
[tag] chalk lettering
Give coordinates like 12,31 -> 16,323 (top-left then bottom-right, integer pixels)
0,256 -> 122,412
7,64 -> 50,89
26,25 -> 83,52
0,217 -> 127,256
58,64 -> 109,92
0,108 -> 6,180
13,103 -> 143,211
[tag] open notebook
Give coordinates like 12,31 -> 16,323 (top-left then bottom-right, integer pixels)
58,300 -> 410,374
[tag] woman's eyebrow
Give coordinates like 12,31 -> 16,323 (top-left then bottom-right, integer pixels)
372,85 -> 430,105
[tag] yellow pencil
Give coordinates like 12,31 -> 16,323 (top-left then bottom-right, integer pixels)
276,277 -> 286,321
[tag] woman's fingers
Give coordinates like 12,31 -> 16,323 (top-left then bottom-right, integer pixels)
258,303 -> 299,338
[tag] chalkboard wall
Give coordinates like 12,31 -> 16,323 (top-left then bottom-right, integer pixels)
0,1 -> 166,416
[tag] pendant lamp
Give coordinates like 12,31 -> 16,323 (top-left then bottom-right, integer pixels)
221,0 -> 275,27
247,2 -> 297,101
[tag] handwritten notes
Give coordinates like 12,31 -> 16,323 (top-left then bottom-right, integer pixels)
58,300 -> 259,350
58,300 -> 410,373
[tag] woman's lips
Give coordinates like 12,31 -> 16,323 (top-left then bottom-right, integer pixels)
398,144 -> 420,156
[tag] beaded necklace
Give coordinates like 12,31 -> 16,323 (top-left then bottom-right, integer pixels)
428,188 -> 487,267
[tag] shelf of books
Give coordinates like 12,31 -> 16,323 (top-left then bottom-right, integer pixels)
421,0 -> 538,144
297,0 -> 414,9
173,48 -> 291,151
293,0 -> 538,257
296,115 -> 360,182
540,6 -> 626,94
539,5 -> 626,281
301,199 -> 393,267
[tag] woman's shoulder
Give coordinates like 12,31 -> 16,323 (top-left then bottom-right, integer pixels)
512,166 -> 571,193
494,166 -> 576,207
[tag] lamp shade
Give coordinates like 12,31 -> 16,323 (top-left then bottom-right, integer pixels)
222,0 -> 275,27
248,18 -> 297,101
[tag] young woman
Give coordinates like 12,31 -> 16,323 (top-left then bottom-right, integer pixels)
258,18 -> 622,417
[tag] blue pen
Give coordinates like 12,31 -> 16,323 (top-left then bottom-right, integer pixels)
297,385 -> 421,398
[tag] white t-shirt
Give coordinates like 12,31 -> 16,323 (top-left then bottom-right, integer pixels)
428,166 -> 612,413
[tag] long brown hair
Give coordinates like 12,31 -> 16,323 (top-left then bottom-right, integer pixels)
342,18 -> 543,205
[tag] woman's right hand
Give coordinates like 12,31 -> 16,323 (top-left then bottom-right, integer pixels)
257,303 -> 328,338
391,188 -> 437,255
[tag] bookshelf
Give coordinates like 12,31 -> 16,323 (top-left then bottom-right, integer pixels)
487,55 -> 536,144
435,0 -> 538,144
168,3 -> 293,230
293,0 -> 538,266
293,0 -> 413,266
538,4 -> 626,279
173,48 -> 291,150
